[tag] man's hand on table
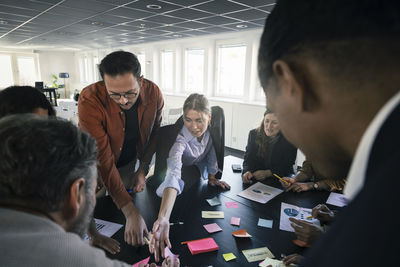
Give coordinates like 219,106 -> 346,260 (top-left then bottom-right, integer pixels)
122,202 -> 149,246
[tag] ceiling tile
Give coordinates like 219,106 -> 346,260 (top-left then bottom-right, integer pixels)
143,14 -> 186,25
125,19 -> 164,29
196,15 -> 241,26
159,0 -> 210,8
60,0 -> 115,13
174,20 -> 211,29
155,25 -> 189,33
230,0 -> 275,8
222,21 -> 262,31
165,8 -> 212,20
256,4 -> 275,13
107,7 -> 155,19
225,9 -> 268,21
0,6 -> 41,17
126,0 -> 182,14
90,14 -> 133,25
200,26 -> 232,34
194,0 -> 247,15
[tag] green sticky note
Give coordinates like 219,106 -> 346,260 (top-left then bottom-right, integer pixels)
223,253 -> 236,261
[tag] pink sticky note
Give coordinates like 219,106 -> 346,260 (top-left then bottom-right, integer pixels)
187,237 -> 219,255
225,201 -> 239,208
230,216 -> 240,226
132,256 -> 150,267
203,223 -> 222,233
164,246 -> 179,263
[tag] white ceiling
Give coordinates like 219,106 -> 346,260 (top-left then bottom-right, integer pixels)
0,0 -> 275,50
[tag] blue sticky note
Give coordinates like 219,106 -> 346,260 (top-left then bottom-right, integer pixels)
206,196 -> 221,206
258,218 -> 273,228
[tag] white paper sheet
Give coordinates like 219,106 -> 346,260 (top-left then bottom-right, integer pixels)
326,192 -> 348,207
279,202 -> 320,232
83,218 -> 123,243
238,182 -> 283,204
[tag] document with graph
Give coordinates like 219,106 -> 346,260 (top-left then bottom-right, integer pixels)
83,218 -> 123,242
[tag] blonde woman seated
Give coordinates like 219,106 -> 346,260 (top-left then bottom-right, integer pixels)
280,160 -> 346,192
149,93 -> 230,261
242,110 -> 297,184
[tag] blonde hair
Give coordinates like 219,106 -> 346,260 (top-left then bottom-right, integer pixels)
183,93 -> 210,115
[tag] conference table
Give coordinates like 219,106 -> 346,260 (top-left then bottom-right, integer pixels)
94,156 -> 337,266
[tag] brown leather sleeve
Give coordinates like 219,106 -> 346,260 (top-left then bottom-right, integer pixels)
138,84 -> 164,174
78,92 -> 132,209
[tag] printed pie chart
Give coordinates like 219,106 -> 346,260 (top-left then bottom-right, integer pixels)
284,208 -> 299,217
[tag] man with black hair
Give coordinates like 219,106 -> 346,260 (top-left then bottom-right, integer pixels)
78,50 -> 164,246
0,115 -> 129,266
258,0 -> 400,266
0,85 -> 56,116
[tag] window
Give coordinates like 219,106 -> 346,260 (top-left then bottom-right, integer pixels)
93,56 -> 99,81
137,53 -> 146,77
0,54 -> 14,89
160,50 -> 174,92
216,44 -> 247,97
256,80 -> 266,102
84,57 -> 90,82
79,57 -> 85,83
17,56 -> 37,86
184,48 -> 204,93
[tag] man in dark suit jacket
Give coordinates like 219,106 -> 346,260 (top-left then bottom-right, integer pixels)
258,0 -> 400,266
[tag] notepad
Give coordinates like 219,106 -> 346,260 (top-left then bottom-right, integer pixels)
225,201 -> 239,208
203,223 -> 222,233
202,211 -> 224,218
242,247 -> 274,262
206,196 -> 221,206
258,218 -> 273,228
230,216 -> 240,226
223,253 -> 236,262
187,237 -> 219,255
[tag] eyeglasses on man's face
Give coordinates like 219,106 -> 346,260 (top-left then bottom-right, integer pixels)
108,91 -> 138,100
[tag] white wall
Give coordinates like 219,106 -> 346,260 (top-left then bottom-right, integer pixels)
38,51 -> 79,98
37,29 -> 270,151
163,94 -> 266,151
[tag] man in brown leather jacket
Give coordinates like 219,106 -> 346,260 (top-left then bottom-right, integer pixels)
78,51 -> 164,246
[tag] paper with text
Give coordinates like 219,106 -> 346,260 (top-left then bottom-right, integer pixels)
238,182 -> 283,204
326,192 -> 348,207
83,218 -> 123,243
279,202 -> 320,232
242,247 -> 274,262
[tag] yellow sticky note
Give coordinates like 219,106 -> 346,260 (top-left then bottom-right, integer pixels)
202,211 -> 224,218
242,247 -> 274,263
223,253 -> 236,262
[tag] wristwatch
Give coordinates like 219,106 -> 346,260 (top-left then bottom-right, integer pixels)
313,182 -> 319,190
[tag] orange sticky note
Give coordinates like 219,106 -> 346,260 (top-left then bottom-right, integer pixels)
187,237 -> 219,255
232,229 -> 252,238
293,239 -> 312,247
